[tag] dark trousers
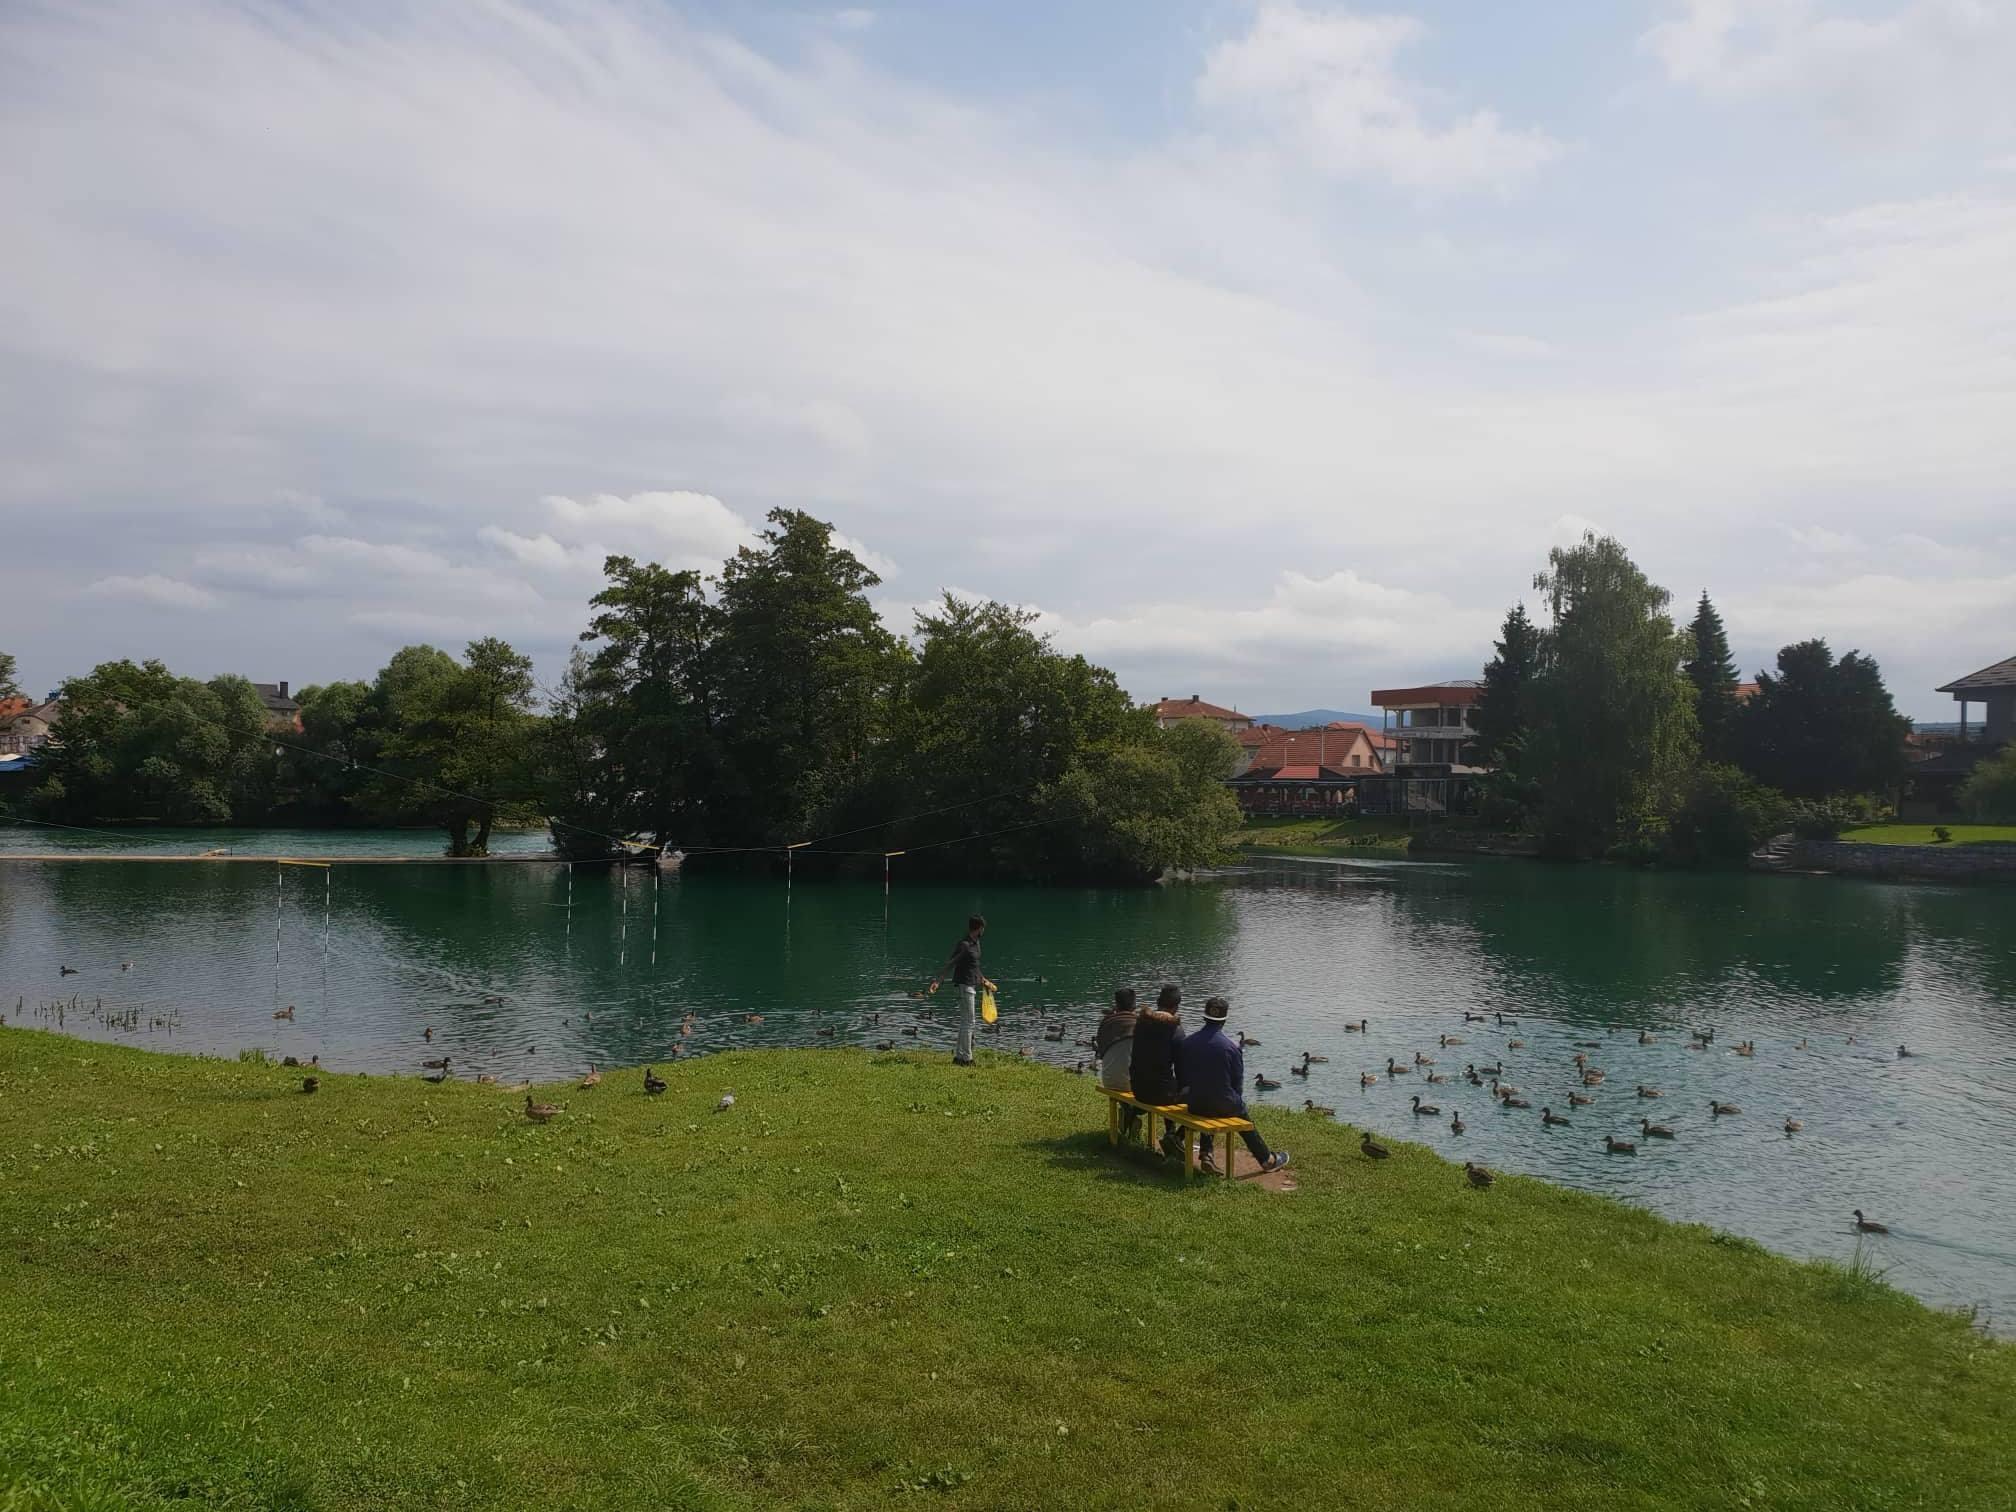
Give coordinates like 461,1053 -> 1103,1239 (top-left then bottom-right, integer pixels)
1196,1099 -> 1271,1165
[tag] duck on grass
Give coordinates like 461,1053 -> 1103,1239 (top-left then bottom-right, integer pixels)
0,1028 -> 2010,1511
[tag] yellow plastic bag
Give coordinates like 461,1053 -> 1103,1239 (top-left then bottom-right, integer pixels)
980,987 -> 998,1024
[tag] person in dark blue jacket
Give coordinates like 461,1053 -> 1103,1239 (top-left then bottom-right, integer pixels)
1176,996 -> 1289,1175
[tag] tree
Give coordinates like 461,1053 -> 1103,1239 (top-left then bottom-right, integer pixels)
1737,640 -> 1909,800
1520,533 -> 1699,857
1958,745 -> 2016,823
1472,603 -> 1539,768
0,651 -> 19,702
281,680 -> 373,822
709,510 -> 903,846
1684,591 -> 1741,764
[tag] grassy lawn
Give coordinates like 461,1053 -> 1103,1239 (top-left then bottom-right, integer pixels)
1839,823 -> 2016,846
3,1031 -> 2013,1510
1234,815 -> 1412,854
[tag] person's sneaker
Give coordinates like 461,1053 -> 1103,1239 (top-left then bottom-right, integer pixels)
953,1057 -> 975,1067
1263,1151 -> 1291,1172
1158,1130 -> 1184,1160
1198,1155 -> 1221,1175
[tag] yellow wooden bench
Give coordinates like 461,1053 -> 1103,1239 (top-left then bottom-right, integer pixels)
1098,1085 -> 1254,1180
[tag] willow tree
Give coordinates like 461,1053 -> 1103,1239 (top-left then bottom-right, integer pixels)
1523,533 -> 1698,857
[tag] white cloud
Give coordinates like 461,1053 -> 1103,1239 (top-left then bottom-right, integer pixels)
190,544 -> 315,590
1197,4 -> 1562,193
541,492 -> 760,569
1645,1 -> 2016,143
86,573 -> 221,611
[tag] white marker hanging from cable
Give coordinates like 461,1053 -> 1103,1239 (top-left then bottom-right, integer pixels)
620,859 -> 629,967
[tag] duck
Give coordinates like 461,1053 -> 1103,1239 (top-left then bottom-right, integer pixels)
1464,1162 -> 1494,1188
1439,1034 -> 1465,1047
744,1013 -> 764,1025
1734,1041 -> 1755,1058
1710,1100 -> 1741,1116
282,1056 -> 301,1067
1422,1070 -> 1448,1084
1541,1107 -> 1571,1126
60,966 -> 79,977
1413,1051 -> 1435,1066
1852,1209 -> 1889,1234
300,1076 -> 318,1094
1507,1038 -> 1525,1050
1449,1110 -> 1466,1135
903,1026 -> 921,1038
1567,1089 -> 1593,1107
1582,1070 -> 1606,1086
1783,1117 -> 1803,1134
1463,1011 -> 1487,1023
1254,1073 -> 1282,1092
1343,1020 -> 1366,1033
1640,1118 -> 1676,1139
120,961 -> 132,972
1896,1045 -> 1915,1059
1574,1040 -> 1602,1050
1476,1061 -> 1504,1077
1500,1094 -> 1532,1109
476,1073 -> 498,1085
1604,1135 -> 1638,1154
817,1026 -> 835,1037
1636,1084 -> 1663,1098
1301,1051 -> 1329,1064
1238,1032 -> 1262,1048
273,1005 -> 295,1021
877,1041 -> 897,1052
1360,1072 -> 1379,1087
423,1055 -> 451,1071
1637,1030 -> 1657,1045
1289,1062 -> 1311,1078
715,1092 -> 736,1113
1303,1100 -> 1335,1117
524,1094 -> 561,1123
1496,1013 -> 1518,1027
422,1066 -> 449,1085
1386,1057 -> 1412,1077
579,1065 -> 603,1089
424,1026 -> 433,1042
1359,1131 -> 1390,1160
1489,1079 -> 1520,1098
642,1067 -> 667,1095
1410,1094 -> 1440,1116
1795,1038 -> 1809,1050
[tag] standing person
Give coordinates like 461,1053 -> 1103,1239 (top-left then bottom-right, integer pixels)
1130,985 -> 1188,1157
1177,996 -> 1289,1176
1093,987 -> 1140,1136
928,914 -> 995,1068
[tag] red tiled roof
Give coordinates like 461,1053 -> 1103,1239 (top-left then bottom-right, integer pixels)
1248,725 -> 1385,771
0,697 -> 29,722
1236,723 -> 1290,747
1734,681 -> 1760,702
1155,696 -> 1250,722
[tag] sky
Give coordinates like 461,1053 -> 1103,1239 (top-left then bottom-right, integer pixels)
3,0 -> 2013,719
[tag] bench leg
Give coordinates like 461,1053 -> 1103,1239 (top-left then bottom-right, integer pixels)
1227,1135 -> 1238,1181
1184,1128 -> 1196,1178
1107,1097 -> 1117,1146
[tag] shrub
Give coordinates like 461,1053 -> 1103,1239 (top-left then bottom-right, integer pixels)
1932,825 -> 1952,844
1664,764 -> 1789,864
1787,793 -> 1882,841
1959,744 -> 2016,823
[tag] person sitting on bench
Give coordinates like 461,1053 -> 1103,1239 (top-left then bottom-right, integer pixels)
1176,996 -> 1289,1175
1093,987 -> 1140,1134
1130,984 -> 1188,1158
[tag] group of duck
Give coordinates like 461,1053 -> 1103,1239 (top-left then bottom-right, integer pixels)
1257,1010 -> 1897,1231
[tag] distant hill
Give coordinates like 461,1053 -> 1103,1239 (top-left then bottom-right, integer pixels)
1250,709 -> 1383,730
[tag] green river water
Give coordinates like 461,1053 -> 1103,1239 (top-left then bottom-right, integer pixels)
3,830 -> 2013,1328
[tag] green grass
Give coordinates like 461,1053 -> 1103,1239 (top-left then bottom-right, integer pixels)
3,1031 -> 2013,1511
1234,815 -> 1412,854
1839,823 -> 2016,846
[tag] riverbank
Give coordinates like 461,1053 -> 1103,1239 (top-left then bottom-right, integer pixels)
1233,815 -> 1412,855
4,1031 -> 2010,1510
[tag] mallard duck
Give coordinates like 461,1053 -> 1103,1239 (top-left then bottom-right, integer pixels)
282,1055 -> 301,1067
1541,1107 -> 1571,1126
1638,1030 -> 1656,1045
1410,1094 -> 1440,1116
1507,1038 -> 1525,1050
1238,1032 -> 1261,1048
273,1006 -> 294,1021
300,1076 -> 318,1094
1783,1117 -> 1803,1134
1896,1045 -> 1915,1059
579,1065 -> 603,1089
1423,1070 -> 1447,1084
1583,1070 -> 1606,1085
1567,1089 -> 1593,1106
1464,1161 -> 1493,1188
476,1073 -> 498,1085
1360,1071 -> 1379,1087
1044,1024 -> 1065,1040
1464,1011 -> 1487,1023
1734,1042 -> 1755,1058
1795,1038 -> 1808,1050
1360,1131 -> 1390,1160
1449,1110 -> 1466,1135
1254,1073 -> 1282,1092
1440,1034 -> 1464,1047
903,1026 -> 921,1037
1490,1079 -> 1520,1098
1303,1100 -> 1335,1117
524,1094 -> 560,1123
1386,1057 -> 1411,1076
1637,1084 -> 1662,1098
1302,1051 -> 1329,1063
1477,1061 -> 1503,1077
1501,1094 -> 1532,1109
60,966 -> 79,976
1640,1118 -> 1675,1138
715,1092 -> 736,1113
1710,1100 -> 1740,1116
1289,1062 -> 1310,1078
643,1067 -> 667,1095
1852,1209 -> 1889,1234
1604,1135 -> 1637,1154
1413,1051 -> 1435,1066
424,1026 -> 433,1042
744,1013 -> 764,1025
423,1055 -> 451,1071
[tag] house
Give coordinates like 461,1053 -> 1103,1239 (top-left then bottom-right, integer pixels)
1246,723 -> 1386,774
1228,761 -> 1370,817
252,681 -> 303,733
1370,679 -> 1484,769
1153,695 -> 1253,734
1901,654 -> 2014,818
0,698 -> 60,755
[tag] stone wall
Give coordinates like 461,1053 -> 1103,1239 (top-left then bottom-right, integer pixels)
1770,838 -> 2016,883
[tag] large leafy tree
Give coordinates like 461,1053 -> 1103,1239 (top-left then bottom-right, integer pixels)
1684,591 -> 1741,764
550,556 -> 721,857
709,510 -> 903,845
1520,533 -> 1699,857
1473,603 -> 1539,768
280,679 -> 373,822
1738,640 -> 1909,800
30,661 -> 274,825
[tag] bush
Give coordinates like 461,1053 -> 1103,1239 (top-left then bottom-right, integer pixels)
1787,793 -> 1882,841
1959,744 -> 2016,823
1664,764 -> 1789,864
1932,826 -> 1952,844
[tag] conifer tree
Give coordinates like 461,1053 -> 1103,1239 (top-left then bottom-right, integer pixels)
1684,591 -> 1740,763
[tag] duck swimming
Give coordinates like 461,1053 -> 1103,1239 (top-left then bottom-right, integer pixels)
1639,1118 -> 1675,1139
1254,1073 -> 1282,1091
1637,1084 -> 1663,1098
1386,1057 -> 1411,1076
1361,1071 -> 1379,1086
1410,1094 -> 1440,1116
1710,1100 -> 1741,1116
1541,1107 -> 1571,1126
1852,1209 -> 1889,1234
1604,1135 -> 1637,1154
1449,1110 -> 1466,1135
